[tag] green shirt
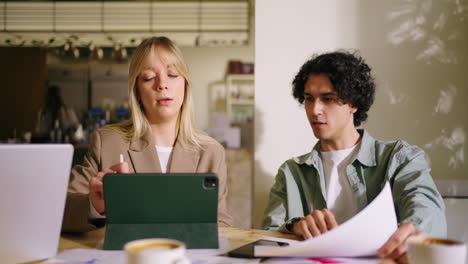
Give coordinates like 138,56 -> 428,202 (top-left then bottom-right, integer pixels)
262,130 -> 447,237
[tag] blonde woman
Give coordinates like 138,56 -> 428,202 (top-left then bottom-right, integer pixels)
62,37 -> 233,232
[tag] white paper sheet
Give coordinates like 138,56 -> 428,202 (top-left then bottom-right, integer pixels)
255,182 -> 398,257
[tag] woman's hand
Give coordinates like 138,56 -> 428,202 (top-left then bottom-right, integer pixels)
88,162 -> 129,214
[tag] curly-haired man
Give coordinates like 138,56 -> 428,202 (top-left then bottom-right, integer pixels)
262,51 -> 446,262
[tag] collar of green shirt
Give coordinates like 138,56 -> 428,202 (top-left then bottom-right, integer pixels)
293,129 -> 377,168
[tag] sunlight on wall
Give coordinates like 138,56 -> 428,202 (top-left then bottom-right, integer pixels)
365,0 -> 468,185
433,84 -> 457,115
386,0 -> 464,64
383,84 -> 409,105
425,127 -> 465,169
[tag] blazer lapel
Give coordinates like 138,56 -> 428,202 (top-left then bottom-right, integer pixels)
128,130 -> 162,173
168,139 -> 200,173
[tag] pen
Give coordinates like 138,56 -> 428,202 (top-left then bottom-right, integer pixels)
119,154 -> 124,163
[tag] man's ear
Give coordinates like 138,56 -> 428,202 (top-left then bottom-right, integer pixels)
351,106 -> 358,114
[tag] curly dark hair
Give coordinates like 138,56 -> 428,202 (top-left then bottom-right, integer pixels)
292,51 -> 375,127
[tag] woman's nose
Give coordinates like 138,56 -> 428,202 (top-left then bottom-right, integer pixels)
155,75 -> 168,91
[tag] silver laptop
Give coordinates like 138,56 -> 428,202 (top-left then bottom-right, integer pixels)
0,144 -> 73,264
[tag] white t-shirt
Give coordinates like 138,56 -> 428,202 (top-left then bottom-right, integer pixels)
156,145 -> 173,173
321,143 -> 360,224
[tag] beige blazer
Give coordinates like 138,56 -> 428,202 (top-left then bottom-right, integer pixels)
62,127 -> 233,232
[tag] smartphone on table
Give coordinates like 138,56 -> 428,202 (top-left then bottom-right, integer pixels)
227,239 -> 290,258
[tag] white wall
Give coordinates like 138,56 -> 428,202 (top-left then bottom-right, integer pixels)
254,0 -> 360,228
444,198 -> 468,243
255,0 -> 468,228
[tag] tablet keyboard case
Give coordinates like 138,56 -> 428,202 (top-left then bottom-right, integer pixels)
102,173 -> 219,250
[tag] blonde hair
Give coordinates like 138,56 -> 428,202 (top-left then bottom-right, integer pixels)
108,36 -> 213,149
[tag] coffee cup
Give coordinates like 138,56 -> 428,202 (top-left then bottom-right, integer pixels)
407,235 -> 467,264
124,238 -> 190,264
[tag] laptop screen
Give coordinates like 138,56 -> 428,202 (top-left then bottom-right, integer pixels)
0,144 -> 73,264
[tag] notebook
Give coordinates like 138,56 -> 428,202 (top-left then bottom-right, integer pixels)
0,144 -> 73,264
103,173 -> 219,250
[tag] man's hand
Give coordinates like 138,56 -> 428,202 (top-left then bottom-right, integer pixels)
88,162 -> 129,214
292,209 -> 338,239
378,222 -> 422,263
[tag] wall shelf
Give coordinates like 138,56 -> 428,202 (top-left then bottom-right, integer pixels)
225,74 -> 254,124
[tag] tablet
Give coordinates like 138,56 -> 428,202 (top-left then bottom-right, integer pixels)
103,173 -> 219,250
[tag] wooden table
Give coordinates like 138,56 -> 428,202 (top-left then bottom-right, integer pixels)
48,227 -> 396,264
57,227 -> 297,251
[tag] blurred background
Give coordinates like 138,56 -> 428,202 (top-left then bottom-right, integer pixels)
0,0 -> 255,229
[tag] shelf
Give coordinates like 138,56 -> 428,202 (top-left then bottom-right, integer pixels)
225,73 -> 254,124
226,74 -> 254,81
231,98 -> 254,105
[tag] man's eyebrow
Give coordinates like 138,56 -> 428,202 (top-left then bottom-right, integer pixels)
303,92 -> 337,96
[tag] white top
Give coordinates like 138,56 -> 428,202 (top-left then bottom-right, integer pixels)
321,143 -> 361,224
156,145 -> 173,173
